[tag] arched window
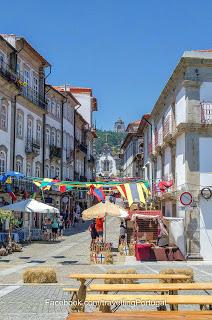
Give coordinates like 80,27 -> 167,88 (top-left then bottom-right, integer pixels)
45,127 -> 50,145
47,98 -> 51,112
35,163 -> 41,177
16,156 -> 23,173
51,100 -> 56,116
26,162 -> 31,177
27,117 -> 33,139
45,164 -> 50,177
16,111 -> 24,138
36,122 -> 42,143
0,150 -> 6,174
56,104 -> 60,119
50,165 -> 55,178
51,129 -> 56,146
56,131 -> 60,147
56,167 -> 60,179
0,105 -> 7,130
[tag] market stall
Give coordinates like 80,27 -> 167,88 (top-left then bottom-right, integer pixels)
125,210 -> 185,261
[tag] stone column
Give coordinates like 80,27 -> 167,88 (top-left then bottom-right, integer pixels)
183,80 -> 202,259
185,206 -> 202,260
184,80 -> 200,123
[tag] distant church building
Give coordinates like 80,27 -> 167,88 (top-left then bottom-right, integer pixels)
114,118 -> 125,133
96,144 -> 117,177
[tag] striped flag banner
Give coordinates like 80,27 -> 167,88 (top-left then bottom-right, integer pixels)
122,183 -> 149,206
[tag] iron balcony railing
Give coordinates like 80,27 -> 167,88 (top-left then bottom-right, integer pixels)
21,84 -> 46,109
0,60 -> 19,86
0,61 -> 46,109
154,129 -> 159,147
50,145 -> 62,158
163,115 -> 171,138
25,137 -> 41,155
201,102 -> 212,124
79,142 -> 88,154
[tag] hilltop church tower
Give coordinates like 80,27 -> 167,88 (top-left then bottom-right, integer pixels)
114,117 -> 125,133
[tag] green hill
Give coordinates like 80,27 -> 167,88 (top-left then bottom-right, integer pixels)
95,129 -> 126,156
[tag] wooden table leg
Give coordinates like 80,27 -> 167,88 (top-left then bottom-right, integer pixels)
157,291 -> 167,311
99,290 -> 111,313
70,279 -> 87,313
169,290 -> 178,311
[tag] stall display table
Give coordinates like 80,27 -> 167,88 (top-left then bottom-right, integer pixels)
135,243 -> 152,261
0,232 -> 19,243
150,246 -> 185,261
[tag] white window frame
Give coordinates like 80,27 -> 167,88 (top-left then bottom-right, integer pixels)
0,150 -> 6,174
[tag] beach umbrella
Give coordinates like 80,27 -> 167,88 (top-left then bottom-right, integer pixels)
82,201 -> 128,220
82,201 -> 128,241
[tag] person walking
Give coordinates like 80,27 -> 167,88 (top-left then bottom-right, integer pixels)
46,218 -> 52,241
51,216 -> 59,241
89,220 -> 99,245
95,217 -> 104,242
42,218 -> 48,241
58,215 -> 64,239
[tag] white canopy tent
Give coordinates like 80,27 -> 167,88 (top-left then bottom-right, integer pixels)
1,199 -> 59,241
1,199 -> 59,214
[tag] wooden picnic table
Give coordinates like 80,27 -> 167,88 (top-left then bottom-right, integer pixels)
65,273 -> 191,312
67,311 -> 212,319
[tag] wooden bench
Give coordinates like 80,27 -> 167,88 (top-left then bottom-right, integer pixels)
85,294 -> 212,314
89,282 -> 212,292
66,311 -> 212,319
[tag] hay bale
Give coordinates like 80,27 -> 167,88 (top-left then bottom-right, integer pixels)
23,267 -> 57,283
105,268 -> 137,284
0,246 -> 7,256
159,268 -> 194,283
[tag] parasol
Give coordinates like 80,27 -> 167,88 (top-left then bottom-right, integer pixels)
82,201 -> 128,242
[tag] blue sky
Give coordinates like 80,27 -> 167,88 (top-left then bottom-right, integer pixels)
1,0 -> 212,129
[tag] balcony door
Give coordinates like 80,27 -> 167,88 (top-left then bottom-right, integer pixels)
27,118 -> 33,140
24,68 -> 30,97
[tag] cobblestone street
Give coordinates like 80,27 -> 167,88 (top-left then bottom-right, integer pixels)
1,217 -> 212,320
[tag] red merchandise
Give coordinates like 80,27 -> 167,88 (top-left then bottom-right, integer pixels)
135,243 -> 152,261
158,180 -> 173,193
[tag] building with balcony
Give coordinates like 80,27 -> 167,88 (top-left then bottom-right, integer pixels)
120,119 -> 145,178
0,34 -> 50,178
54,85 -> 98,182
142,50 -> 212,260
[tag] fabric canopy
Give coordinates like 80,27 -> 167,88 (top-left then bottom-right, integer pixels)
1,199 -> 59,214
82,201 -> 129,220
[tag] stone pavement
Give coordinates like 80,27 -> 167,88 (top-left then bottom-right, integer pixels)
0,217 -> 212,319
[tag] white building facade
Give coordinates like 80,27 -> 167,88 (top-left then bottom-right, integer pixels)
142,50 -> 212,260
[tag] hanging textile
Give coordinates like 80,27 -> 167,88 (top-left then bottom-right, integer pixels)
124,183 -> 146,207
158,180 -> 173,193
89,185 -> 106,202
117,185 -> 128,199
